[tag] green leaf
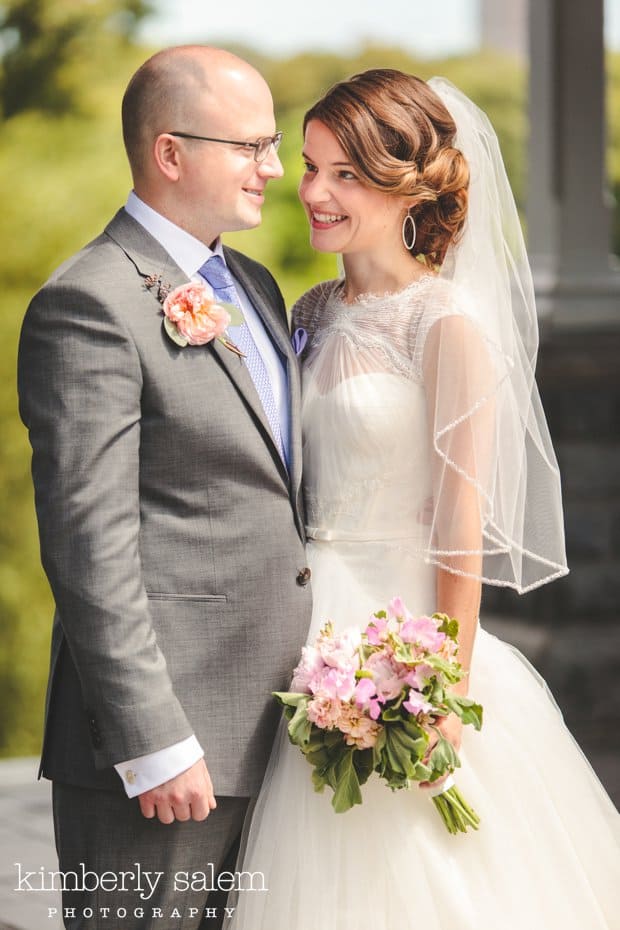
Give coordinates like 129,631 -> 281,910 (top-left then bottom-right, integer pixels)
353,748 -> 374,786
283,696 -> 312,746
380,693 -> 406,719
444,694 -> 484,731
385,729 -> 418,778
412,759 -> 433,781
305,746 -> 331,769
332,750 -> 363,813
218,300 -> 245,327
163,316 -> 188,347
401,716 -> 427,742
324,728 -> 347,751
385,772 -> 409,791
384,733 -> 406,775
393,725 -> 428,761
434,613 -> 460,640
428,735 -> 460,776
324,762 -> 339,791
372,727 -> 387,768
306,728 -> 328,752
423,653 -> 462,681
390,728 -> 423,778
271,691 -> 313,746
311,769 -> 328,794
272,691 -> 308,707
392,641 -> 416,664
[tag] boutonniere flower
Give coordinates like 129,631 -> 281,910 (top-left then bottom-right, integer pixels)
292,326 -> 308,357
146,276 -> 245,354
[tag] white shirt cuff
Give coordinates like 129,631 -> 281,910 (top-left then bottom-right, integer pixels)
114,735 -> 204,798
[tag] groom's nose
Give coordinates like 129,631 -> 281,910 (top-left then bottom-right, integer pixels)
258,147 -> 284,179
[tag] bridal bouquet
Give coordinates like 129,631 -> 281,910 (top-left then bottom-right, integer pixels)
274,597 -> 483,834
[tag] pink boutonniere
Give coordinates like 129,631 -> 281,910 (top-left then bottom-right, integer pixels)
145,276 -> 244,355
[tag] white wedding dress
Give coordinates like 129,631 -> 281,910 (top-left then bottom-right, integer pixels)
227,278 -> 620,930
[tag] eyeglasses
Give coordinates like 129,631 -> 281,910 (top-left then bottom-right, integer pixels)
168,131 -> 283,163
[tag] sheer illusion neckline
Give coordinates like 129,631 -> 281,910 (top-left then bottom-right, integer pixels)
330,274 -> 437,309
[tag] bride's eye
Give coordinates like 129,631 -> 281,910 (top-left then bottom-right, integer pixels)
303,160 -> 317,173
338,170 -> 357,180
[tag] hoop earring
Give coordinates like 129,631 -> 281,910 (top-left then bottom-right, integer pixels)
402,209 -> 417,251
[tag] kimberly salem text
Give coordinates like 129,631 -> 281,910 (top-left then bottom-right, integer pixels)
13,863 -> 267,899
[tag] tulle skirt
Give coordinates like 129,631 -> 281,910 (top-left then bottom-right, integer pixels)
227,542 -> 620,930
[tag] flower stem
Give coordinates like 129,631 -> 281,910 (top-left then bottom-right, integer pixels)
431,785 -> 480,834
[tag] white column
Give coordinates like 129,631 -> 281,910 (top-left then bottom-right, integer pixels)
527,0 -> 620,326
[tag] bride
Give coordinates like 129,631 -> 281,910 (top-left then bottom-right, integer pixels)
227,70 -> 620,929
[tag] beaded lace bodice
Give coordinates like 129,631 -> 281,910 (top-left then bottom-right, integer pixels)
291,277 -> 456,546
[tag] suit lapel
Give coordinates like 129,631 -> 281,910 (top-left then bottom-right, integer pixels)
104,210 -> 292,489
224,248 -> 304,516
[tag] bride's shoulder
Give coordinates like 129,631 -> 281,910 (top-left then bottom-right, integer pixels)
291,279 -> 341,331
408,275 -> 471,330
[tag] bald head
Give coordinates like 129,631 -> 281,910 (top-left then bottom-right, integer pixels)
121,45 -> 269,180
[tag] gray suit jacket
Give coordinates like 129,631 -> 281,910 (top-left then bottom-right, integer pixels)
18,209 -> 312,796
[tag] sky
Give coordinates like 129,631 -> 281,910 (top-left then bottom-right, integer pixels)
139,0 -> 620,57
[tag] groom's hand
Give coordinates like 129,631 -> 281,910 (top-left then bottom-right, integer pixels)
138,759 -> 217,824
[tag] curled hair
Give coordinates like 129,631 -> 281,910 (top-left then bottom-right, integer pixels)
304,69 -> 469,265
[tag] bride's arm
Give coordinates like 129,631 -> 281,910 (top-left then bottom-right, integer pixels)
422,312 -> 494,702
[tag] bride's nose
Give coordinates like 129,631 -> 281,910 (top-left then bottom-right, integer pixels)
299,172 -> 332,205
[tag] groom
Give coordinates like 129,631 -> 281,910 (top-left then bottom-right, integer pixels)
18,46 -> 311,928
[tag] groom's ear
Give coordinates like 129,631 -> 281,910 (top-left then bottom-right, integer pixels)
153,133 -> 183,182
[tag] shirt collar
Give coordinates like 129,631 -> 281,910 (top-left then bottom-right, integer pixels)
124,190 -> 225,278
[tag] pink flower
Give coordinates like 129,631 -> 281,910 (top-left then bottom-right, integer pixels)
312,666 -> 357,702
163,283 -> 230,346
400,615 -> 446,653
337,704 -> 383,749
317,627 -> 361,671
307,695 -> 342,730
403,688 -> 434,717
291,646 -> 325,693
364,652 -> 405,702
354,677 -> 383,720
387,596 -> 413,622
403,663 -> 433,691
365,615 -> 389,646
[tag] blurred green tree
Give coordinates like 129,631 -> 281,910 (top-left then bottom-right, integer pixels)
0,0 -> 153,117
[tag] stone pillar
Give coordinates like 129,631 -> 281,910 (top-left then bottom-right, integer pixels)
484,0 -> 620,621
527,0 -> 620,326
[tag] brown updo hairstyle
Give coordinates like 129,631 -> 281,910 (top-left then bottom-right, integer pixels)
303,69 -> 469,265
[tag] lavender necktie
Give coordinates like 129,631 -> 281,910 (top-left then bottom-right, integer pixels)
198,255 -> 286,464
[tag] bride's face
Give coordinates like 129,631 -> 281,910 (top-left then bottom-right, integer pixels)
299,119 -> 408,256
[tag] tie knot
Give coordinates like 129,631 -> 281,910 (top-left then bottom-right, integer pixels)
198,255 -> 233,290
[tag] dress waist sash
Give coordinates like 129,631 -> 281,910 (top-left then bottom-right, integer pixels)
305,525 -> 422,543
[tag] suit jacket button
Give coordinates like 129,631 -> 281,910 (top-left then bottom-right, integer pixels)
296,567 -> 311,586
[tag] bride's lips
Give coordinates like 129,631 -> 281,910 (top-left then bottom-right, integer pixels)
310,211 -> 348,230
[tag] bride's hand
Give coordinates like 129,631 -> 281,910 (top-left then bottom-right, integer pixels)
434,711 -> 463,753
418,713 -> 463,791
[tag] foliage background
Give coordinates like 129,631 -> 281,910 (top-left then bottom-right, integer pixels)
1,3 -> 619,757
